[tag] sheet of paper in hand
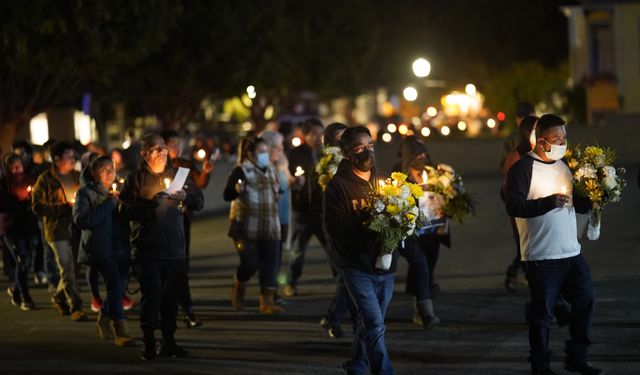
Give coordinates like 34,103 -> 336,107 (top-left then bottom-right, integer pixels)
165,167 -> 190,195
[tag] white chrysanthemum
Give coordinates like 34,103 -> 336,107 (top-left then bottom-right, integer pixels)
439,164 -> 455,174
374,200 -> 385,213
438,175 -> 451,188
578,164 -> 597,179
603,166 -> 616,177
400,185 -> 410,199
603,175 -> 617,190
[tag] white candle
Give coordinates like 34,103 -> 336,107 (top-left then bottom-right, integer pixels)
112,183 -> 117,192
294,166 -> 305,177
421,171 -> 428,186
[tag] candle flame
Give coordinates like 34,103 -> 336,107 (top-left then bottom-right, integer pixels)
422,171 -> 428,185
295,166 -> 305,177
112,183 -> 117,192
196,149 -> 206,160
164,178 -> 171,189
27,185 -> 32,192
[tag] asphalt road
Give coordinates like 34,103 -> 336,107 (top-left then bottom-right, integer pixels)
1,170 -> 639,374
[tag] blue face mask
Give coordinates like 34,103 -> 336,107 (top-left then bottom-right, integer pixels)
256,152 -> 270,168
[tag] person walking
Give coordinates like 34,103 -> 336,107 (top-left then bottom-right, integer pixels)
31,141 -> 87,321
324,126 -> 395,374
224,136 -> 283,314
73,156 -> 135,346
505,114 -> 601,375
119,133 -> 204,360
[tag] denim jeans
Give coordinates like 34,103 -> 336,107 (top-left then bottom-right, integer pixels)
236,239 -> 280,289
289,211 -> 330,286
49,240 -> 82,311
401,234 -> 439,301
95,257 -> 125,321
525,254 -> 595,370
326,253 -> 356,330
38,220 -> 59,286
2,236 -> 32,299
342,267 -> 395,375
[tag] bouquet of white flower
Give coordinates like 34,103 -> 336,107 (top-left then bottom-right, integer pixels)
316,146 -> 343,191
367,172 -> 429,270
565,146 -> 626,240
422,164 -> 475,223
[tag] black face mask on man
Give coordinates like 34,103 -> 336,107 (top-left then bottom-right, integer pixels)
350,149 -> 375,172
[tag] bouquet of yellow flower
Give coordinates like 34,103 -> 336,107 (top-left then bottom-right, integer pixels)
422,164 -> 475,223
367,172 -> 429,270
565,145 -> 626,240
316,146 -> 343,191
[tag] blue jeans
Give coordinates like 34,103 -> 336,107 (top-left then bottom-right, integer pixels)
95,257 -> 125,321
236,239 -> 280,289
342,267 -> 395,375
525,254 -> 595,370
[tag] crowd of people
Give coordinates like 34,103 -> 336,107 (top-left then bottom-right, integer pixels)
0,111 -> 603,374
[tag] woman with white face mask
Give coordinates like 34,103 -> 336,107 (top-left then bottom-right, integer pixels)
223,136 -> 283,314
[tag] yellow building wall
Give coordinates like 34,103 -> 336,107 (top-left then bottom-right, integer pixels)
614,3 -> 640,113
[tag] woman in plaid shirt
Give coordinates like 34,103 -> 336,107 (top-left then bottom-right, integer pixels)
223,136 -> 282,314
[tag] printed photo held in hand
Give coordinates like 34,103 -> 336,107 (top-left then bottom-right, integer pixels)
366,172 -> 429,269
316,146 -> 343,191
565,145 -> 626,240
422,164 -> 475,223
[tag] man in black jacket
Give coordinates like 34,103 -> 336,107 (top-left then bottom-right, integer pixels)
119,133 -> 204,361
324,126 -> 396,375
284,118 -> 329,296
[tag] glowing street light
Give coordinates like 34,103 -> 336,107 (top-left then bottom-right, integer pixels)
291,137 -> 302,147
381,133 -> 392,143
487,118 -> 497,128
412,58 -> 431,78
421,127 -> 431,137
465,83 -> 477,96
441,126 -> 451,136
387,123 -> 397,133
457,121 -> 467,131
426,107 -> 438,117
398,124 -> 409,135
403,86 -> 418,102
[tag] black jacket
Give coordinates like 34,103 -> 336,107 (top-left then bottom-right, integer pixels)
0,175 -> 39,239
323,160 -> 398,274
119,162 -> 204,261
287,143 -> 322,213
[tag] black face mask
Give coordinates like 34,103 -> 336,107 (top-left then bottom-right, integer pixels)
351,149 -> 375,172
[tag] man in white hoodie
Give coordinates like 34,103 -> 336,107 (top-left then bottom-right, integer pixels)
505,114 -> 600,375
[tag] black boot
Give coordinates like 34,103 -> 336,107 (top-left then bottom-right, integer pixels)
184,305 -> 202,328
140,330 -> 156,361
158,334 -> 189,358
416,298 -> 440,330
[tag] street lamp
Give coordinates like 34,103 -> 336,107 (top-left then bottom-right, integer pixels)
403,86 -> 418,101
412,58 -> 431,78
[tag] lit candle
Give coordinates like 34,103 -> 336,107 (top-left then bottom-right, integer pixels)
164,178 -> 171,189
294,166 -> 305,177
112,183 -> 117,192
119,178 -> 125,184
27,185 -> 32,192
196,149 -> 206,160
421,171 -> 428,186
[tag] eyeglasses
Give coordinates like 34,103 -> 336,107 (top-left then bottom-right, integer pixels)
351,143 -> 374,154
148,146 -> 169,154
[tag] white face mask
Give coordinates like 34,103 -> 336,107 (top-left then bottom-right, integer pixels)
256,152 -> 270,168
542,140 -> 566,161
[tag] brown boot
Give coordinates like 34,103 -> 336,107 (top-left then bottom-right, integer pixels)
259,288 -> 284,314
231,275 -> 247,311
97,312 -> 113,340
112,319 -> 136,347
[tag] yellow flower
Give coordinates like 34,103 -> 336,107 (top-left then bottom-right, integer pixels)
386,204 -> 400,215
406,213 -> 416,222
381,185 -> 400,197
588,189 -> 603,202
565,149 -> 572,158
568,159 -> 578,169
584,146 -> 603,158
407,196 -> 416,206
408,183 -> 424,198
391,172 -> 407,183
585,179 -> 598,191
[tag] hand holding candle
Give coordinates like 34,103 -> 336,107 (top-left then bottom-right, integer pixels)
164,178 -> 171,189
236,178 -> 245,194
294,166 -> 305,177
